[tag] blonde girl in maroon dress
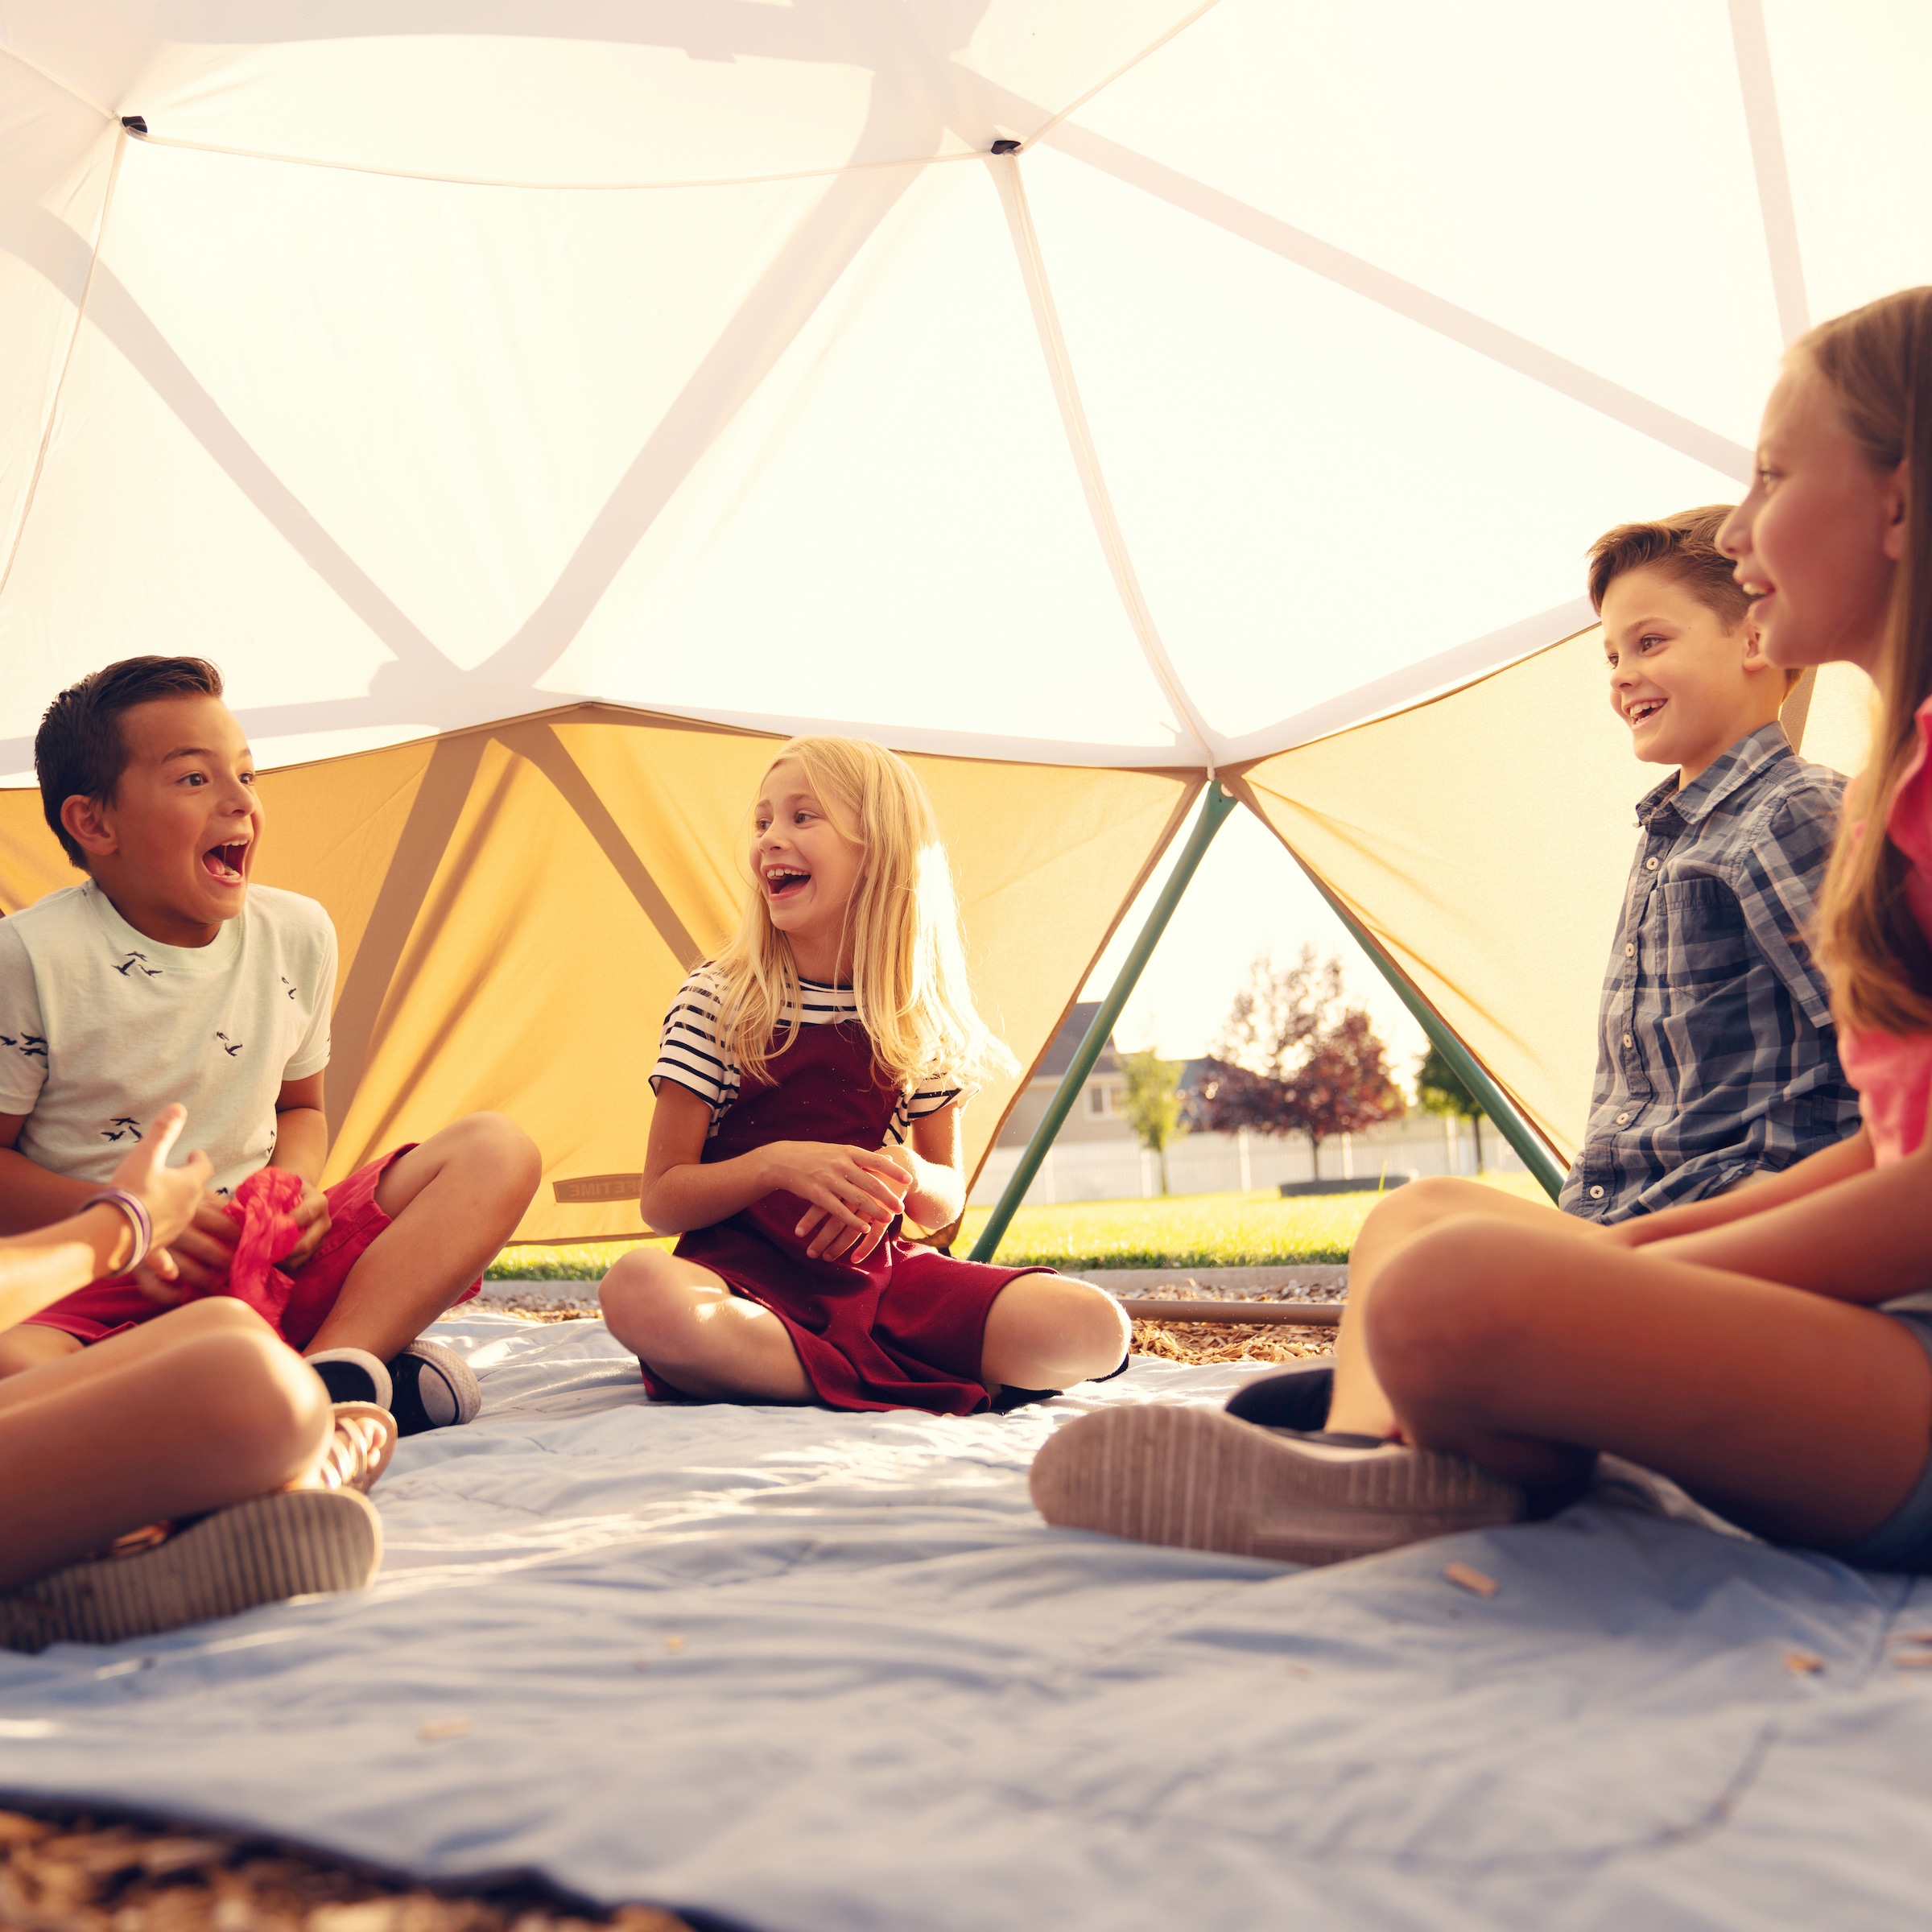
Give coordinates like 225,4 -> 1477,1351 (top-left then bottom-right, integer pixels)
600,737 -> 1130,1415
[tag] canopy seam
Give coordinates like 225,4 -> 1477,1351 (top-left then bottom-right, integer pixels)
1018,0 -> 1228,150
0,122 -> 126,609
0,41 -> 115,122
120,130 -> 980,194
989,151 -> 1220,774
1044,122 -> 1753,483
1726,0 -> 1809,346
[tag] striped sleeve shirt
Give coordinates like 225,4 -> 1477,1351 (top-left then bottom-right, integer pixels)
1558,722 -> 1861,1222
650,964 -> 970,1141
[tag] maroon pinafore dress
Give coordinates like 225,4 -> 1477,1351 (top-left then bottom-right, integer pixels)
643,1015 -> 1048,1415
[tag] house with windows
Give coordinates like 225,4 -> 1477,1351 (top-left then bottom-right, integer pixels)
993,1004 -> 1136,1147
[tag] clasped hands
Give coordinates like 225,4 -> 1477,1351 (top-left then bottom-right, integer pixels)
106,1115 -> 332,1306
772,1141 -> 916,1262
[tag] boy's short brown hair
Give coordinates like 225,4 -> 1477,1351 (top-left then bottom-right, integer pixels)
1587,505 -> 1750,625
1588,504 -> 1800,686
35,656 -> 225,869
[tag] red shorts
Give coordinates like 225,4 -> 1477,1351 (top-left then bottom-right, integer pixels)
25,1145 -> 482,1351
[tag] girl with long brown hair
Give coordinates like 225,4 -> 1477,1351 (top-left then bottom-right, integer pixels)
1034,287 -> 1932,1570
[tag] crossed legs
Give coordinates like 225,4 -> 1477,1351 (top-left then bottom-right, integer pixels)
600,1248 -> 1130,1405
302,1113 -> 541,1362
1328,1186 -> 1932,1551
0,1298 -> 332,1591
1328,1176 -> 1588,1437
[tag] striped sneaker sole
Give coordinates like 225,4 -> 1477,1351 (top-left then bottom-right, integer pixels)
0,1488 -> 382,1653
1029,1404 -> 1525,1567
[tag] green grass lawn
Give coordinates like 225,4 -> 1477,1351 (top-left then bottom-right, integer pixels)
487,1174 -> 1548,1278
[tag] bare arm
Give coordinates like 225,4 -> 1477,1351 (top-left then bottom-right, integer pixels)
1638,1132 -> 1932,1302
269,1072 -> 328,1183
640,1081 -> 910,1259
1603,1129 -> 1875,1249
0,1106 -> 211,1331
900,1104 -> 965,1233
0,1112 -> 98,1235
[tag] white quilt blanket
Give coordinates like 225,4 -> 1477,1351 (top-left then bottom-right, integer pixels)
2,1311 -> 1931,1932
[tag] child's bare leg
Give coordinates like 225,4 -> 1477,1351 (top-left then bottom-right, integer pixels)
1367,1213 -> 1932,1546
0,1298 -> 267,1412
980,1274 -> 1130,1389
303,1114 -> 541,1363
1328,1178 -> 1591,1436
0,1323 -> 84,1385
0,1299 -> 332,1590
599,1248 -> 811,1402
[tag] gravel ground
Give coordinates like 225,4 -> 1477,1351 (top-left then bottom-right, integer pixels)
0,1807 -> 689,1932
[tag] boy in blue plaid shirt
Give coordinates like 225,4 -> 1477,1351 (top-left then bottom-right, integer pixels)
1205,504 -> 1860,1437
1562,504 -> 1860,1217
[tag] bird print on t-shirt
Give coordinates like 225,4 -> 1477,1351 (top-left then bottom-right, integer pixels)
0,1034 -> 46,1063
101,1117 -> 141,1142
113,952 -> 161,978
215,1032 -> 243,1057
281,976 -> 297,1001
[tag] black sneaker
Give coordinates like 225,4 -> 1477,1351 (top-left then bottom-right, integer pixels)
386,1339 -> 481,1436
1226,1359 -> 1333,1433
308,1347 -> 391,1410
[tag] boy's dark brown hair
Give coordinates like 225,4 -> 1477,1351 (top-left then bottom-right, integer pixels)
35,656 -> 225,869
1587,504 -> 1752,625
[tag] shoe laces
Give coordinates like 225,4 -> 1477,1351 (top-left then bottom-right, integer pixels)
316,1402 -> 394,1493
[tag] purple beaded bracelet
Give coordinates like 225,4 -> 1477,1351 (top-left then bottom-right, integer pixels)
83,1187 -> 152,1274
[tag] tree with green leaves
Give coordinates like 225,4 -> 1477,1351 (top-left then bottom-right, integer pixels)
1120,1047 -> 1187,1195
1414,1042 -> 1489,1173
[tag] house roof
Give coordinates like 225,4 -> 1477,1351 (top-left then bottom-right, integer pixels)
1033,1003 -> 1121,1082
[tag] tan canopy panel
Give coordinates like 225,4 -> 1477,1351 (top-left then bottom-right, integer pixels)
0,712 -> 1192,1241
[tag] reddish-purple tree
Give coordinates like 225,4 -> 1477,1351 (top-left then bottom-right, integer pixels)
1189,952 -> 1404,1179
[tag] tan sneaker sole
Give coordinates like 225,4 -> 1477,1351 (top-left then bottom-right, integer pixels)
1030,1404 -> 1525,1567
0,1488 -> 382,1653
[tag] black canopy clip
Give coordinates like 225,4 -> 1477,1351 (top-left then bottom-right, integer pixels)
121,115 -> 148,134
990,138 -> 1021,155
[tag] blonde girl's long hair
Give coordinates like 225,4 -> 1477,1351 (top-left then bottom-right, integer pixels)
709,737 -> 1018,1095
1806,287 -> 1932,1035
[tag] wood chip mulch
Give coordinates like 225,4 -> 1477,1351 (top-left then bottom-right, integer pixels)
0,1808 -> 690,1932
1129,1319 -> 1335,1365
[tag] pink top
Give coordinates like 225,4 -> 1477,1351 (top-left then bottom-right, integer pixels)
1836,694 -> 1932,1165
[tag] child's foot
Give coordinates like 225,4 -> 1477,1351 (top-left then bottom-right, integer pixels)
0,1488 -> 382,1653
1224,1359 -> 1334,1432
1030,1404 -> 1525,1567
308,1340 -> 481,1437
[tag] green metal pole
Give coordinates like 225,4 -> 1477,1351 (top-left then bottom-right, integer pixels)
1282,851 -> 1567,1201
969,784 -> 1240,1263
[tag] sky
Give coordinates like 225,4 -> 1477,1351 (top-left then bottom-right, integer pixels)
1076,800 -> 1432,1091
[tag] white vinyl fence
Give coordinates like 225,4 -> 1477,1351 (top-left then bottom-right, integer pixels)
968,1118 -> 1531,1208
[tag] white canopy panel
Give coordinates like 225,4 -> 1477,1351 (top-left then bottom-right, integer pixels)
2,1 -> 1930,777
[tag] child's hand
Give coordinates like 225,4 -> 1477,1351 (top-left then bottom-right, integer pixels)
106,1104 -> 213,1303
155,1191 -> 242,1296
279,1181 -> 332,1271
769,1143 -> 910,1261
